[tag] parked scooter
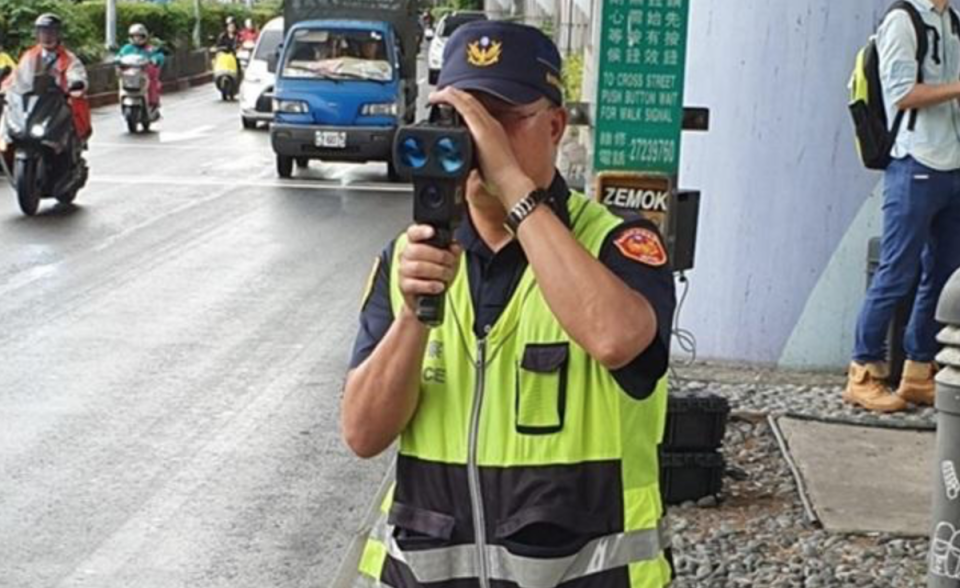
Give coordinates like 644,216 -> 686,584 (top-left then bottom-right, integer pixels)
237,39 -> 256,69
2,73 -> 88,215
213,50 -> 240,101
116,53 -> 159,133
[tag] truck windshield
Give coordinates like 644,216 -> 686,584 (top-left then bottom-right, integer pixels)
282,29 -> 393,82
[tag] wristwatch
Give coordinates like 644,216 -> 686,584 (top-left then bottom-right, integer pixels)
505,188 -> 550,235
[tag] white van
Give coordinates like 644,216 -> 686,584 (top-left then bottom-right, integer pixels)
427,11 -> 487,85
240,17 -> 284,129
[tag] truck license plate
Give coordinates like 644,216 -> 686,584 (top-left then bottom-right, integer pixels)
315,131 -> 346,149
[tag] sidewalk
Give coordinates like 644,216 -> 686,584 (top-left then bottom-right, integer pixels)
669,362 -> 932,587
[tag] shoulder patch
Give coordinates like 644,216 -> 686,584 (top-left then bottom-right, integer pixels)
613,227 -> 668,267
360,255 -> 382,311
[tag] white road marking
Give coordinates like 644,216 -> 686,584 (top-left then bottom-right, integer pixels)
92,142 -> 260,152
89,174 -> 413,193
0,179 -> 243,298
159,125 -> 216,144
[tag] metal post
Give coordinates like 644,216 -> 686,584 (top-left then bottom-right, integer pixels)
106,0 -> 117,51
193,0 -> 203,49
929,269 -> 960,587
554,0 -> 563,47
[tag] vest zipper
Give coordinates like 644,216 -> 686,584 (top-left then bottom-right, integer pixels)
468,334 -> 490,588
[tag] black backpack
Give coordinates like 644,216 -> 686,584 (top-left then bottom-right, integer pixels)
849,1 -> 960,170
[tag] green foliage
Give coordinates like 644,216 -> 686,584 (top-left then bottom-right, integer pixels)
563,51 -> 584,103
0,0 -> 281,64
195,0 -> 281,47
0,0 -> 101,62
431,0 -> 482,22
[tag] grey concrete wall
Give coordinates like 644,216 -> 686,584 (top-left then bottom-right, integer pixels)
503,0 -> 895,368
675,0 -> 891,367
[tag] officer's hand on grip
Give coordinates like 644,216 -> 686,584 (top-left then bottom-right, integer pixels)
429,87 -> 533,208
398,224 -> 462,317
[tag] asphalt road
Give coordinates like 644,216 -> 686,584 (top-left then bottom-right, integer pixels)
0,87 -> 409,587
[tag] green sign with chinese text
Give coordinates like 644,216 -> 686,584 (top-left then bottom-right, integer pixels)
593,0 -> 690,175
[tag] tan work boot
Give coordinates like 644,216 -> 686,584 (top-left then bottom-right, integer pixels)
842,362 -> 907,413
896,360 -> 938,406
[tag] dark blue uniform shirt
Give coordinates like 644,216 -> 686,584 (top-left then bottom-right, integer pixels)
349,174 -> 677,399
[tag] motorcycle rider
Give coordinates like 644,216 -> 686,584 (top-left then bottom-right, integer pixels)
238,18 -> 259,45
117,24 -> 164,115
1,13 -> 91,146
214,16 -> 243,88
216,17 -> 241,54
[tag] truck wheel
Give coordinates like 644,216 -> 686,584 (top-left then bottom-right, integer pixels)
242,117 -> 256,130
277,155 -> 293,179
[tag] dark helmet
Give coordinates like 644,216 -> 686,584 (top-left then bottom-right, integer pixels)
225,16 -> 237,26
35,13 -> 63,30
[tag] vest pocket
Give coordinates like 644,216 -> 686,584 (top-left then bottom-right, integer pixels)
515,342 -> 569,435
388,501 -> 455,551
495,506 -> 604,558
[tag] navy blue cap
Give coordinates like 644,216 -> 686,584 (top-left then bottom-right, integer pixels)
438,21 -> 564,106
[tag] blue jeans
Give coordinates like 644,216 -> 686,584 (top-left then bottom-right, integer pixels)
854,157 -> 960,363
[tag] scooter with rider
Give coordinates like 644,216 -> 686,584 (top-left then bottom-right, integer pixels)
0,14 -> 91,216
116,23 -> 165,133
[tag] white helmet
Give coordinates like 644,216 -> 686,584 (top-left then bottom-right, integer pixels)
129,24 -> 149,40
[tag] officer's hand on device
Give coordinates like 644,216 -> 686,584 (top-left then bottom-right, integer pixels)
429,87 -> 535,210
398,224 -> 462,316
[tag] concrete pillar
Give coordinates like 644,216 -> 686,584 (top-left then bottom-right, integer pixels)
193,0 -> 203,49
929,270 -> 960,586
106,0 -> 117,51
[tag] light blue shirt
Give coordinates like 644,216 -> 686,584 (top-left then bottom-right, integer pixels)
878,0 -> 960,170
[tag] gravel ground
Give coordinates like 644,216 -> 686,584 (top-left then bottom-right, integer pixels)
668,374 -> 933,587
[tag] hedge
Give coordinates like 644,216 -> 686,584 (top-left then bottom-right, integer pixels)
0,0 -> 281,64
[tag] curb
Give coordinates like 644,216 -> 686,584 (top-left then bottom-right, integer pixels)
87,71 -> 214,109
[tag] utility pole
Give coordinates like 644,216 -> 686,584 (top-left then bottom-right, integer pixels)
106,0 -> 117,52
554,0 -> 563,48
193,0 -> 202,49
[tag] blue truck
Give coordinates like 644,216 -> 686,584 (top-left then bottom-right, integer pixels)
269,0 -> 420,180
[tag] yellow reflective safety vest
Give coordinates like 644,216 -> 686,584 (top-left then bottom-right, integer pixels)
357,193 -> 671,588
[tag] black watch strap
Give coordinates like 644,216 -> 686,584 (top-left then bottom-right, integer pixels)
505,188 -> 550,234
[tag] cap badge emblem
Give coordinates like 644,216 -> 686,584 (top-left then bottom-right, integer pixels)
467,36 -> 502,67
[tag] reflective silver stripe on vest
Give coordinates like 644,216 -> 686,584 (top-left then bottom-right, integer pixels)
387,523 -> 668,588
352,574 -> 383,588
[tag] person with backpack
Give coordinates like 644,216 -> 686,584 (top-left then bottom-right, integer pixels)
845,0 -> 960,412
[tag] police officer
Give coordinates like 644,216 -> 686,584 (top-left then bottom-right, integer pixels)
342,21 -> 676,588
